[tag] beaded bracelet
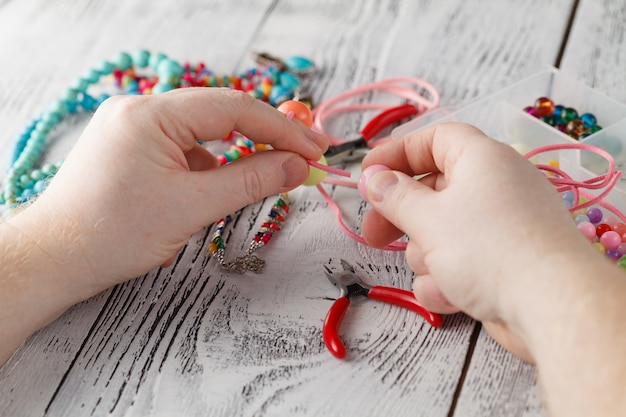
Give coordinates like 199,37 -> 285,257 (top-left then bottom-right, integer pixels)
1,49 -> 314,211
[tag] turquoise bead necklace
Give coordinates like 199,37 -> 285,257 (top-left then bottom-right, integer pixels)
1,49 -> 314,212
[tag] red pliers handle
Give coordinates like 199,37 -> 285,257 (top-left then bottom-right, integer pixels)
360,103 -> 418,142
323,286 -> 443,359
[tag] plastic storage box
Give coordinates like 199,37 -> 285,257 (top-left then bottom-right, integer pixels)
392,67 -> 626,213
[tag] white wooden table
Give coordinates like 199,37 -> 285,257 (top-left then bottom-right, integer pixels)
0,1 -> 624,416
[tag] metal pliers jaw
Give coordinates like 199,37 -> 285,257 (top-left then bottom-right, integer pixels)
323,260 -> 443,359
323,103 -> 419,165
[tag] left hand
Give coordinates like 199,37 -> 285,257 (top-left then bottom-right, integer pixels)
13,87 -> 327,296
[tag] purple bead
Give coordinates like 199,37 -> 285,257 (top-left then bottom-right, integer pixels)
587,207 -> 603,224
606,248 -> 621,260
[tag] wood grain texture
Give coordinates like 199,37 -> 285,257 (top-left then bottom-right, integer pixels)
0,0 -> 620,416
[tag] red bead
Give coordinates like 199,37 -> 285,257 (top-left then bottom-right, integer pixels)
613,222 -> 626,237
261,232 -> 272,244
596,223 -> 612,238
216,155 -> 227,165
534,97 -> 554,118
262,222 -> 279,231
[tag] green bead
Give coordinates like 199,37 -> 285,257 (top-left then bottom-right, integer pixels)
98,60 -> 115,75
133,49 -> 150,68
215,237 -> 225,249
31,169 -> 44,181
617,255 -> 626,270
81,68 -> 100,84
224,148 -> 241,161
157,58 -> 183,85
152,82 -> 174,94
62,88 -> 79,103
149,52 -> 168,71
560,107 -> 579,124
586,125 -> 602,134
42,163 -> 56,175
71,77 -> 88,93
114,51 -> 133,70
20,175 -> 32,187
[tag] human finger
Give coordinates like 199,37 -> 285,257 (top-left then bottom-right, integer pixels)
177,150 -> 310,225
136,88 -> 328,160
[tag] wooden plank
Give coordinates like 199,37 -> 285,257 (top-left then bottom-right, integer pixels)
560,0 -> 626,102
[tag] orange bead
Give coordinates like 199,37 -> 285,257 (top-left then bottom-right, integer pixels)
277,100 -> 313,128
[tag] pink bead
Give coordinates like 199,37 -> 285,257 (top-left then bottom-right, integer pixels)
600,231 -> 622,250
617,243 -> 626,255
577,221 -> 596,241
602,215 -> 620,227
358,164 -> 391,202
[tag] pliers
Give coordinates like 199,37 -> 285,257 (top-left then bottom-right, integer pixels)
323,103 -> 418,165
323,260 -> 443,359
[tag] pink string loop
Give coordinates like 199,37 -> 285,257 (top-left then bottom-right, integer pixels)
525,142 -> 625,223
311,77 -> 440,147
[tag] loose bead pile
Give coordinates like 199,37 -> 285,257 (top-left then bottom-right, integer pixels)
524,97 -> 602,140
521,144 -> 625,270
565,194 -> 626,269
1,49 -> 314,210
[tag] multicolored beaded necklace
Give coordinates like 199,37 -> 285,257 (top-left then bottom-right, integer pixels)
1,49 -> 317,275
1,49 -> 314,210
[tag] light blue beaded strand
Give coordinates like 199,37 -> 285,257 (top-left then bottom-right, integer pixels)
1,49 -> 313,213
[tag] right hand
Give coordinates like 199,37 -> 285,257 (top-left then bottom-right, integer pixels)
359,122 -> 599,361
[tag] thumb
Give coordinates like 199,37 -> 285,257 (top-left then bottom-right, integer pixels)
183,150 -> 309,224
365,168 -> 435,240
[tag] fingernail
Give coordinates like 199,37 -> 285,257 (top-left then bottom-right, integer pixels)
367,169 -> 398,203
358,164 -> 392,202
281,155 -> 308,188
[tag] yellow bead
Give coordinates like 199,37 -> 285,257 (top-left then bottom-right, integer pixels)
592,242 -> 606,254
208,242 -> 217,255
303,156 -> 328,186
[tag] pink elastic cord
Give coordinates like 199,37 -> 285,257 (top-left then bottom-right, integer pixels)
316,183 -> 407,251
307,160 -> 351,177
305,77 -> 440,250
525,142 -> 626,223
311,77 -> 440,147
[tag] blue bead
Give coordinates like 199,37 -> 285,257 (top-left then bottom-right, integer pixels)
125,79 -> 139,93
580,113 -> 597,128
33,180 -> 46,193
269,85 -> 289,105
283,56 -> 315,73
279,72 -> 300,91
97,93 -> 110,105
574,214 -> 590,224
80,94 -> 98,111
561,190 -> 575,203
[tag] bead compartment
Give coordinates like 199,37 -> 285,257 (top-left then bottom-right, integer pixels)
392,67 -> 626,214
